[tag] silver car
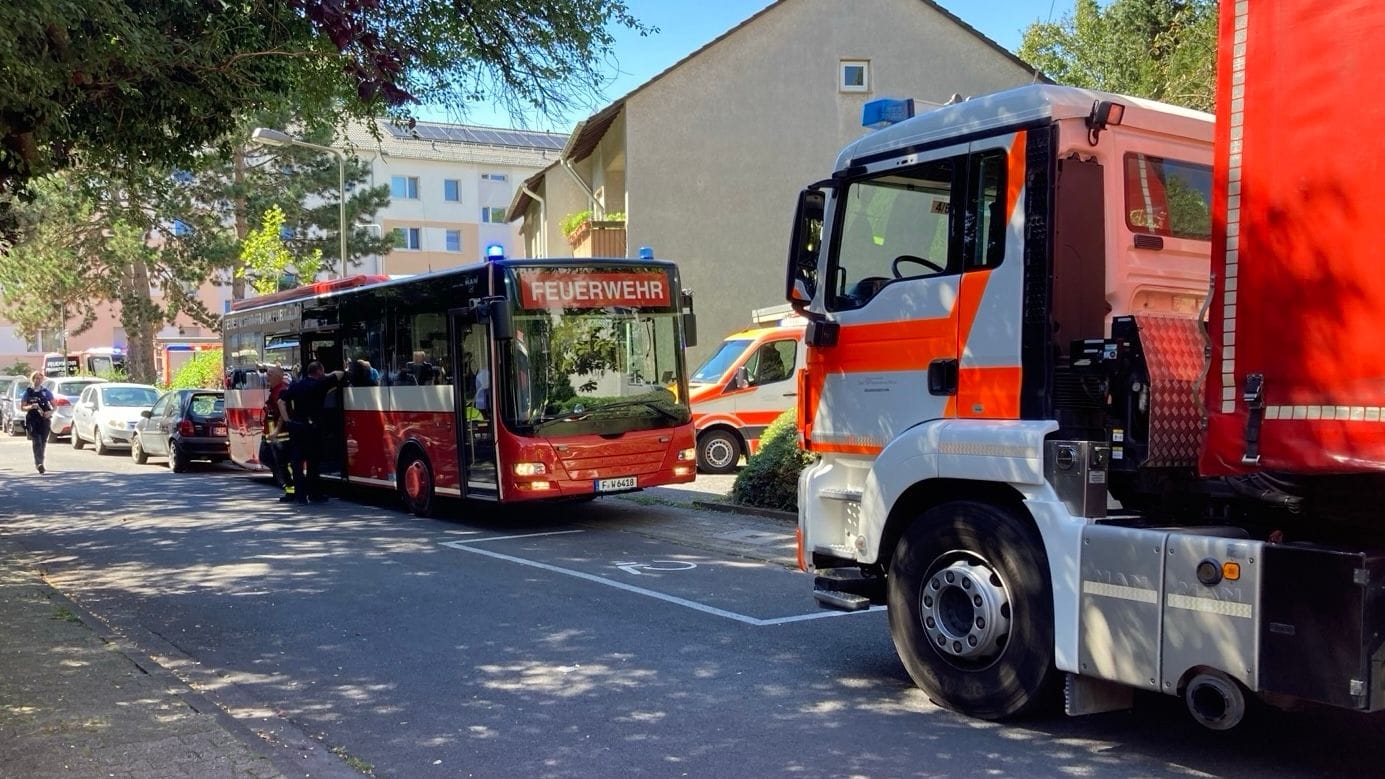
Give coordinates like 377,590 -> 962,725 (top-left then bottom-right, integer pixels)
40,376 -> 108,441
3,377 -> 33,436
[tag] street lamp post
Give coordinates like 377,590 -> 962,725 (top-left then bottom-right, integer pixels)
250,127 -> 347,279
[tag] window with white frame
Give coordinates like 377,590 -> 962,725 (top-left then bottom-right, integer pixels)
840,60 -> 869,92
445,230 -> 461,252
481,172 -> 508,182
443,179 -> 461,202
391,175 -> 420,199
481,207 -> 506,223
394,227 -> 422,250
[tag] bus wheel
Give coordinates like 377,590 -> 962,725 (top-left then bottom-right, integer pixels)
887,500 -> 1057,720
400,454 -> 435,517
696,429 -> 741,474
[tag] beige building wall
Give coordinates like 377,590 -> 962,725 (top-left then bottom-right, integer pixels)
622,0 -> 1035,363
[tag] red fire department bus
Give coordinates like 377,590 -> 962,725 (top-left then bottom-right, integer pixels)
223,258 -> 698,514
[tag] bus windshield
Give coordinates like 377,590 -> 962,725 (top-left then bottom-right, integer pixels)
501,266 -> 691,437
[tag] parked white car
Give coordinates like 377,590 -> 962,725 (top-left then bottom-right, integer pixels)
42,376 -> 107,441
72,382 -> 161,454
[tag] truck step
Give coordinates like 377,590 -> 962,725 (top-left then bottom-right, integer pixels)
814,567 -> 885,602
818,487 -> 863,502
814,588 -> 872,611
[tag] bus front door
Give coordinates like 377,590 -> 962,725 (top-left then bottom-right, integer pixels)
454,319 -> 498,497
303,334 -> 347,483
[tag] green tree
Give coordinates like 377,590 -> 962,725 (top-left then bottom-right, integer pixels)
0,0 -> 653,222
169,348 -> 224,390
1018,0 -> 1217,111
240,205 -> 325,295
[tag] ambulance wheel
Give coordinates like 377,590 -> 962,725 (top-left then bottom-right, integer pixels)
696,429 -> 741,474
887,500 -> 1058,720
399,452 -> 435,517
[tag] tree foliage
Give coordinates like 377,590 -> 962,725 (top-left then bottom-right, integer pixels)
240,205 -> 324,295
169,348 -> 224,390
0,0 -> 653,214
1018,0 -> 1217,111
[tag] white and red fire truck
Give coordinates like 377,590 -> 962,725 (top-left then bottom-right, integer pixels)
786,1 -> 1385,729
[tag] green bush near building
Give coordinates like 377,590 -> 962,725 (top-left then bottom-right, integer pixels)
170,349 -> 225,390
731,408 -> 814,513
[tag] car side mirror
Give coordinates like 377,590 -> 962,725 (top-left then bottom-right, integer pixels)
140,409 -> 152,418
734,366 -> 751,390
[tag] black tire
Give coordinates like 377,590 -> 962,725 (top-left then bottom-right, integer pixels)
6,416 -> 19,436
399,453 -> 435,517
696,429 -> 741,474
170,440 -> 190,473
72,426 -> 85,449
93,427 -> 109,455
887,500 -> 1058,720
48,427 -> 62,444
130,434 -> 149,465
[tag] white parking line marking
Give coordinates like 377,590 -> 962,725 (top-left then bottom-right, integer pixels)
440,534 -> 884,626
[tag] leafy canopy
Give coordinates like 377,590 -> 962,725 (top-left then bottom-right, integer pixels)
1018,0 -> 1217,111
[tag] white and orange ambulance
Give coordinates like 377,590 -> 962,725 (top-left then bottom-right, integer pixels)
687,306 -> 805,473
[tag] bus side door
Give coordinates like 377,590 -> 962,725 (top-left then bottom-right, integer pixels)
451,314 -> 498,498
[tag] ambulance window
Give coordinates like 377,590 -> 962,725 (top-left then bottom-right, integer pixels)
966,150 -> 1008,269
746,339 -> 797,385
1123,153 -> 1212,240
829,155 -> 960,311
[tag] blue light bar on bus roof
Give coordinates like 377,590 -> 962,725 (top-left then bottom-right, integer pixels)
638,246 -> 654,259
862,98 -> 915,129
485,243 -> 506,260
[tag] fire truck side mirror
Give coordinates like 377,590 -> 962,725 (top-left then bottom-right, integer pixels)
786,187 -> 826,314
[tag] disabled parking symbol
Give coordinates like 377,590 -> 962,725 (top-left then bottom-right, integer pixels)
614,560 -> 698,575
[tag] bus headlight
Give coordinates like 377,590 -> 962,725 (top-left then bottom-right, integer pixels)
676,447 -> 696,461
513,462 -> 547,476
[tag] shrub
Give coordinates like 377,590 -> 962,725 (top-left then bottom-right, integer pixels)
170,349 -> 225,389
3,360 -> 32,376
731,408 -> 815,513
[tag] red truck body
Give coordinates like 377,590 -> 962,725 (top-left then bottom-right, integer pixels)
1202,0 -> 1385,475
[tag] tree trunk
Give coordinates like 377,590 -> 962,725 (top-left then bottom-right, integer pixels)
120,260 -> 159,385
231,147 -> 248,301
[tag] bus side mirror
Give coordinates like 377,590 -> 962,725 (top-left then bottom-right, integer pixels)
786,187 -> 825,315
487,298 -> 514,340
681,289 -> 697,348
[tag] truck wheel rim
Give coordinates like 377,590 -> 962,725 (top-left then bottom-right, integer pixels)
704,438 -> 734,468
920,554 -> 1012,669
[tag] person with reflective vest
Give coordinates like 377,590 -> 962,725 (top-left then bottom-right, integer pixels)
262,365 -> 295,501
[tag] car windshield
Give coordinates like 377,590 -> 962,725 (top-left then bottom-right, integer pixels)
103,387 -> 159,407
54,380 -> 103,397
691,339 -> 753,383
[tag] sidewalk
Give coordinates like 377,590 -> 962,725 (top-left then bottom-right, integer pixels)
0,538 -> 292,779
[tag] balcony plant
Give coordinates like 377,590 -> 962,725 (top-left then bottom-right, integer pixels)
561,209 -> 627,256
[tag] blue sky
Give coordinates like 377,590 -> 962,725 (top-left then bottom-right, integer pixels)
421,0 -> 1063,132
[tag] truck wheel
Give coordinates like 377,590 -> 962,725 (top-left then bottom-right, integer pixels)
130,435 -> 149,465
887,500 -> 1057,720
399,453 -> 435,517
696,430 -> 741,474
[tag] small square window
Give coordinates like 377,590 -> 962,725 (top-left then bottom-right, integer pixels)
445,230 -> 461,252
394,227 -> 422,250
841,60 -> 869,93
391,175 -> 420,199
443,179 -> 460,202
481,173 -> 508,183
481,207 -> 506,224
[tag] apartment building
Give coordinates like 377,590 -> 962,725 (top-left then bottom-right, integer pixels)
0,120 -> 566,374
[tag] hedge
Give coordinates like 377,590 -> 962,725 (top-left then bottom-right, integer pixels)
731,407 -> 814,513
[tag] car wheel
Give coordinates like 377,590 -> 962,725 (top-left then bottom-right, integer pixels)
72,426 -> 85,449
696,429 -> 742,474
93,427 -> 109,455
47,428 -> 62,444
887,500 -> 1058,720
170,440 -> 190,473
399,452 -> 435,517
130,434 -> 149,465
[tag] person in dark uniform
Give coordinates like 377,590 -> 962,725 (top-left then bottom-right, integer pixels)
281,361 -> 345,505
262,366 -> 295,502
19,370 -> 54,474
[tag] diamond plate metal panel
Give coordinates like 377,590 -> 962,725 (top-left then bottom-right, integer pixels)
1135,314 -> 1205,467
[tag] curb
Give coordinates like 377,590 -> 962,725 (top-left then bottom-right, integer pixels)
691,499 -> 796,524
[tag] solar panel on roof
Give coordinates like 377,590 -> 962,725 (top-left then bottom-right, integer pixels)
381,120 -> 566,149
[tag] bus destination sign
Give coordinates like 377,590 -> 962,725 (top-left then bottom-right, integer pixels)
518,269 -> 672,309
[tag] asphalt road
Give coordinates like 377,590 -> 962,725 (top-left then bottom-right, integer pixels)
2,434 -> 1384,778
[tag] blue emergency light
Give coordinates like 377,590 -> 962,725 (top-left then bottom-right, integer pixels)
485,243 -> 506,260
862,98 -> 916,129
638,246 -> 655,259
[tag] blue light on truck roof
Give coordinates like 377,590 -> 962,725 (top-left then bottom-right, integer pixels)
862,98 -> 915,129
